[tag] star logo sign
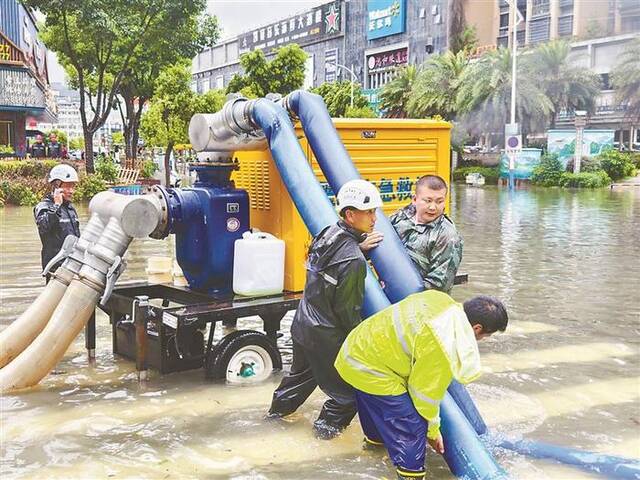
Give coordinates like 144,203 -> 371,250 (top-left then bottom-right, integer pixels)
390,1 -> 400,17
325,4 -> 340,33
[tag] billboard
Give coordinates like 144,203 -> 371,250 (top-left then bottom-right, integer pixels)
238,1 -> 342,54
499,148 -> 542,179
367,0 -> 407,40
547,129 -> 614,167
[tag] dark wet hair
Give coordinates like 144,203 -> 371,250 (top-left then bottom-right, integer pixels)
416,174 -> 448,193
463,296 -> 508,334
339,206 -> 356,218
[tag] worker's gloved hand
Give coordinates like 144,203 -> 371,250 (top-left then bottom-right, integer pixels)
428,434 -> 445,455
359,231 -> 384,252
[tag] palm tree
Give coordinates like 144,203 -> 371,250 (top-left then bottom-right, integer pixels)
456,47 -> 553,143
611,39 -> 640,124
531,40 -> 601,128
379,65 -> 418,118
406,51 -> 469,120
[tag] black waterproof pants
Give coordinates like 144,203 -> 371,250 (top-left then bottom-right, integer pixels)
269,340 -> 357,431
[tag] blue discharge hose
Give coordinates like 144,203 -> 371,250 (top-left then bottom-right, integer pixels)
495,438 -> 640,480
249,99 -> 390,316
284,90 -> 506,480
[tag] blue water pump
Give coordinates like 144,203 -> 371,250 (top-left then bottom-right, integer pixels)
153,163 -> 249,293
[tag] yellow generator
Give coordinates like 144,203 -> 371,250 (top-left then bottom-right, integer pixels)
232,118 -> 451,292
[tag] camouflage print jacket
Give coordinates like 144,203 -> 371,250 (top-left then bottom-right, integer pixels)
389,204 -> 463,293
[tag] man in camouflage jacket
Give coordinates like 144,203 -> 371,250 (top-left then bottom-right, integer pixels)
389,175 -> 463,293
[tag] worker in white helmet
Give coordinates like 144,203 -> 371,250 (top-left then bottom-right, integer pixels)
34,164 -> 80,281
268,179 -> 384,440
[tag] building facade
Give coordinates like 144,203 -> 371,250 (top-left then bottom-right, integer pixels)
0,0 -> 57,156
193,0 -> 638,146
465,0 -> 639,148
193,0 -> 451,96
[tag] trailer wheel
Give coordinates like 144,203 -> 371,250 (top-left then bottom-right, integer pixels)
205,330 -> 282,383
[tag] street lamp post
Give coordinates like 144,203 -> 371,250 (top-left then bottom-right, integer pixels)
335,63 -> 357,109
506,0 -> 524,190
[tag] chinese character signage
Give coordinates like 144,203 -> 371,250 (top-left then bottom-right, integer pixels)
0,69 -> 45,109
366,47 -> 408,73
325,48 -> 338,82
367,0 -> 406,40
239,1 -> 342,54
321,176 -> 416,208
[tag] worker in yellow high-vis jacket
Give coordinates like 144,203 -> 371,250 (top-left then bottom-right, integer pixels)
334,290 -> 508,480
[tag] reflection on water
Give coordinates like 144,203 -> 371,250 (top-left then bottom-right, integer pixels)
1,185 -> 639,479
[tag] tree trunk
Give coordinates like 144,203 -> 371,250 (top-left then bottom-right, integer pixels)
164,141 -> 174,187
84,130 -> 95,174
123,95 -> 147,165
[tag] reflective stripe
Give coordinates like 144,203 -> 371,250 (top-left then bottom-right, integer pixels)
343,341 -> 387,378
392,304 -> 410,356
396,467 -> 426,478
408,385 -> 438,406
321,272 -> 337,285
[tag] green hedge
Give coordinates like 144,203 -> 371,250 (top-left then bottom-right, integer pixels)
452,166 -> 500,184
0,159 -> 109,206
559,171 -> 611,188
599,150 -> 637,180
531,154 -> 565,186
72,175 -> 107,201
0,160 -> 58,178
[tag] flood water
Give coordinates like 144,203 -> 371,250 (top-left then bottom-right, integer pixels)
1,185 -> 639,479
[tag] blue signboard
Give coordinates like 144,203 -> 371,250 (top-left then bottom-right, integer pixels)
367,0 -> 406,40
362,88 -> 382,116
499,148 -> 542,179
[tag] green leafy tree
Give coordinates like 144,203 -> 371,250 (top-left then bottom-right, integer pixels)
456,47 -> 553,144
379,65 -> 418,118
531,40 -> 601,128
140,63 -> 226,185
311,81 -> 371,117
193,89 -> 226,115
406,51 -> 469,120
450,26 -> 478,56
69,137 -> 85,151
116,13 -> 219,162
141,63 -> 194,185
345,105 -> 377,118
46,129 -> 68,146
611,39 -> 640,125
26,0 -> 205,173
226,44 -> 307,97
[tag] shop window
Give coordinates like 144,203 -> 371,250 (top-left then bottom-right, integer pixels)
0,121 -> 13,147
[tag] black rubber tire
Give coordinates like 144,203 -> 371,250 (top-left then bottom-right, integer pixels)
205,329 -> 282,381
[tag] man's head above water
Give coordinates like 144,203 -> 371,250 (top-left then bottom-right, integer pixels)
412,174 -> 448,224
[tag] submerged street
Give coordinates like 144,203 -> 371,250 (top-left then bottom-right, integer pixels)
1,185 -> 638,479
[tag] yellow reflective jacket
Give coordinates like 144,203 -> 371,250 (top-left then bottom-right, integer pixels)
334,290 -> 482,439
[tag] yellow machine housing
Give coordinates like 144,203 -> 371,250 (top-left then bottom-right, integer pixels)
232,118 -> 451,292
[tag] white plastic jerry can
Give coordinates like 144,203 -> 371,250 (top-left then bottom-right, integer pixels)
233,230 -> 285,297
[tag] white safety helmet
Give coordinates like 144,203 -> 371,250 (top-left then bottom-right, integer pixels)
336,179 -> 383,212
48,164 -> 79,183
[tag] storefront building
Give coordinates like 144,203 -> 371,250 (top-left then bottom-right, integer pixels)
0,0 -> 57,157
